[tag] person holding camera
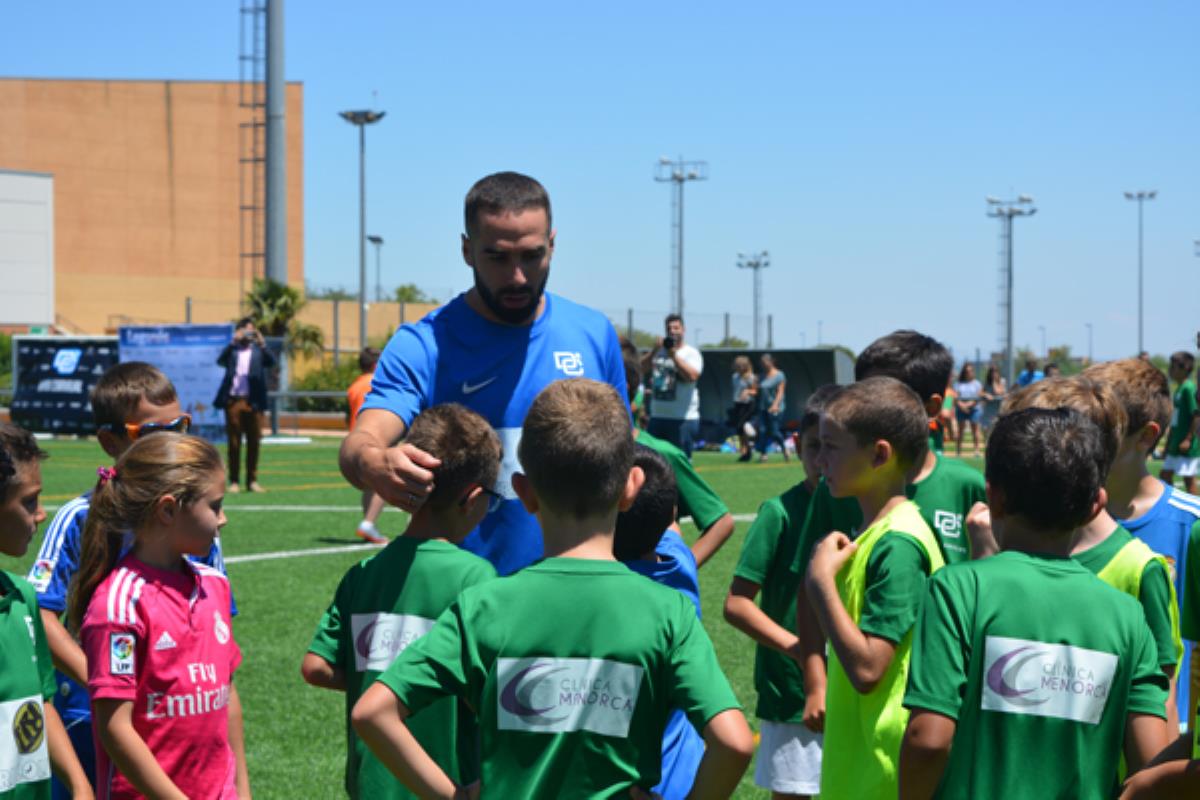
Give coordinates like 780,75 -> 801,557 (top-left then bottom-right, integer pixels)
214,316 -> 276,492
642,313 -> 704,457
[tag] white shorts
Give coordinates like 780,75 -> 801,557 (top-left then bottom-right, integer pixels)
754,720 -> 823,795
1164,456 -> 1200,477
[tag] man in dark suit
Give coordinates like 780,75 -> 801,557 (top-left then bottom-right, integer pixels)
214,317 -> 276,493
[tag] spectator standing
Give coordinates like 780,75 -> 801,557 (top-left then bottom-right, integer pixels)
1016,358 -> 1044,387
214,317 -> 276,493
953,363 -> 983,456
755,353 -> 789,463
730,355 -> 758,462
979,364 -> 1007,432
643,314 -> 704,457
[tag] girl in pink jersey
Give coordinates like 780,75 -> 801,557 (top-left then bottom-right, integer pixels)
69,433 -> 249,800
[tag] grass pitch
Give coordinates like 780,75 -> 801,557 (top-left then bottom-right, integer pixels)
20,439 -> 987,798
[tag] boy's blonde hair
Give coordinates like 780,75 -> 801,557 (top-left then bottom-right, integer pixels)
1082,359 -> 1170,443
519,379 -> 634,518
824,376 -> 928,471
1001,376 -> 1127,471
404,403 -> 502,512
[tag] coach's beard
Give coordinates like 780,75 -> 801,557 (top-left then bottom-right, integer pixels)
474,270 -> 548,325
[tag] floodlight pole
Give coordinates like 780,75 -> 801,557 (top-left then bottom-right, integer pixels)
737,251 -> 770,348
367,235 -> 384,301
340,109 -> 385,349
987,194 -> 1037,387
655,157 -> 708,318
1124,190 -> 1156,355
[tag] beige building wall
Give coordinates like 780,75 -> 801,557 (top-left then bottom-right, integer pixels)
0,78 -> 304,333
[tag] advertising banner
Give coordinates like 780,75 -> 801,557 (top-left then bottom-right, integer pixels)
10,336 -> 119,434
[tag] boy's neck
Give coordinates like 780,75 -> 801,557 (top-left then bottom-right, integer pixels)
803,475 -> 818,492
908,449 -> 938,484
539,510 -> 620,561
401,508 -> 454,543
997,518 -> 1074,558
1106,461 -> 1163,520
1068,509 -> 1118,555
857,474 -> 908,529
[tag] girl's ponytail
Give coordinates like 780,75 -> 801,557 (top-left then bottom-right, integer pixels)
68,472 -> 125,635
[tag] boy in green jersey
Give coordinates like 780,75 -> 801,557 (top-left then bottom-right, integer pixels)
352,379 -> 754,799
303,404 -> 501,799
900,408 -> 1171,800
804,377 -> 946,799
1000,376 -> 1183,729
0,423 -> 92,800
1161,351 -> 1199,493
724,385 -> 840,799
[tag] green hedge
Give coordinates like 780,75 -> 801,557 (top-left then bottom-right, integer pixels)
290,360 -> 362,412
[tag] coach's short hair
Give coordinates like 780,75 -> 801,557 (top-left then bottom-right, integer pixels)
665,313 -> 684,329
464,172 -> 551,237
855,330 -> 954,405
404,404 -> 502,512
91,362 -> 178,431
987,408 -> 1106,536
519,379 -> 634,518
614,445 -> 677,561
1083,359 -> 1171,444
1001,377 -> 1126,473
824,376 -> 928,471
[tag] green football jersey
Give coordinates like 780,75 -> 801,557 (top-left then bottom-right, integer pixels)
378,557 -> 740,798
904,552 -> 1168,799
0,571 -> 55,800
636,429 -> 729,532
309,538 -> 496,799
789,478 -> 863,576
907,454 -> 987,564
733,481 -> 813,723
1167,380 -> 1199,457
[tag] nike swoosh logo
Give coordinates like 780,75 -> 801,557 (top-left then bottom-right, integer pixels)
462,377 -> 498,395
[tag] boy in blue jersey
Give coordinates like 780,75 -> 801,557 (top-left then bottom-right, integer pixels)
1087,357 -> 1200,731
615,444 -> 705,800
26,362 -> 234,798
340,172 -> 627,576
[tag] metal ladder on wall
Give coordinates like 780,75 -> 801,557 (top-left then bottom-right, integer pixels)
238,0 -> 267,307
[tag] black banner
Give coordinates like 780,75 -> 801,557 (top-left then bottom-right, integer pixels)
10,336 -> 119,434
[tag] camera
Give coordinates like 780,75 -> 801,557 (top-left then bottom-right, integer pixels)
663,336 -> 676,350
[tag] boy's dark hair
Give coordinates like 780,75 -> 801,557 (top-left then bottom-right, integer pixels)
404,404 -> 502,512
1170,351 -> 1196,375
519,379 -> 634,518
1001,377 -> 1126,472
91,362 -> 178,431
614,445 -> 677,561
623,354 -> 642,406
358,346 -> 381,373
799,384 -> 843,437
986,408 -> 1106,535
824,377 -> 928,471
464,172 -> 551,237
665,313 -> 683,328
854,329 -> 954,404
0,422 -> 48,500
1083,358 -> 1171,445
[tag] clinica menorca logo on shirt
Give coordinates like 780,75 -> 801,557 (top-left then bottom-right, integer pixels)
981,636 -> 1117,725
351,613 -> 435,672
497,657 -> 643,737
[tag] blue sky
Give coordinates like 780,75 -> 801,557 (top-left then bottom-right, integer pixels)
3,2 -> 1197,361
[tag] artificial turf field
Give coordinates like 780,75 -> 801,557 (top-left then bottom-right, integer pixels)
17,438 -> 988,798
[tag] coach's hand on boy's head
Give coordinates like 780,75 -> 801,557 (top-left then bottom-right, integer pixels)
806,531 -> 858,586
369,441 -> 442,513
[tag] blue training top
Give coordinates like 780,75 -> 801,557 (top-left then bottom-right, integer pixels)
626,530 -> 706,800
362,291 -> 627,576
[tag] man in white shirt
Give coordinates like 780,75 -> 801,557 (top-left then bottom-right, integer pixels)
642,314 -> 704,457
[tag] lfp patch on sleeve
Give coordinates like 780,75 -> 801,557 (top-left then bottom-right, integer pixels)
497,657 -> 643,737
110,633 -> 136,677
981,636 -> 1117,725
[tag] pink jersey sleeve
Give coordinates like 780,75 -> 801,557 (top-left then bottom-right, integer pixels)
80,570 -> 148,702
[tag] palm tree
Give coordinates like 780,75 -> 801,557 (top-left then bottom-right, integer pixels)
244,279 -> 324,359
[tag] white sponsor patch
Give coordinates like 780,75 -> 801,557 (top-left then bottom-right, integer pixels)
981,636 -> 1117,725
350,613 -> 435,672
0,695 -> 50,792
497,657 -> 643,737
553,351 -> 584,376
933,510 -> 963,540
110,633 -> 136,676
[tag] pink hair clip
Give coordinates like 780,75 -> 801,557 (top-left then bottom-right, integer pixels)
96,466 -> 118,485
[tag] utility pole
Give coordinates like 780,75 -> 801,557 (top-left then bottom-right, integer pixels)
987,194 -> 1037,387
654,156 -> 708,317
737,251 -> 769,348
1124,190 -> 1157,354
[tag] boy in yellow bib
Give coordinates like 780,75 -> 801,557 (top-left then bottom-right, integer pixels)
805,377 -> 945,798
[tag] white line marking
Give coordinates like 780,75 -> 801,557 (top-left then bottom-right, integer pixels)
225,543 -> 384,564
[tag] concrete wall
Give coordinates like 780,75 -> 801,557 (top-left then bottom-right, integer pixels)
0,170 -> 54,325
0,78 -> 304,333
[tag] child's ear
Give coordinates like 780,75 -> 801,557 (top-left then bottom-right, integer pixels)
97,429 -> 125,460
616,466 -> 646,513
154,495 -> 178,525
1135,422 -> 1161,454
1082,486 -> 1108,527
871,439 -> 894,469
985,482 -> 1005,518
460,485 -> 485,513
924,394 -> 943,418
511,472 -> 539,514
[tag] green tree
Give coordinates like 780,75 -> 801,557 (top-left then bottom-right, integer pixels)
244,279 -> 324,359
306,284 -> 355,301
394,284 -> 433,304
713,335 -> 750,349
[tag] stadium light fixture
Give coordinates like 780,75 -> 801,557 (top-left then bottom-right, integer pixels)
340,109 -> 386,348
986,194 -> 1038,386
737,251 -> 770,348
654,157 -> 709,317
1124,189 -> 1157,355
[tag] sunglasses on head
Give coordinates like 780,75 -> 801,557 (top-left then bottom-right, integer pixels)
102,414 -> 192,441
